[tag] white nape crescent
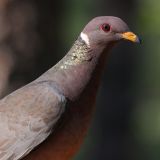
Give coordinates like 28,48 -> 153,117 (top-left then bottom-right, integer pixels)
80,32 -> 90,46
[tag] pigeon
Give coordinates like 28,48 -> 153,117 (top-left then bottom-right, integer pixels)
0,16 -> 140,160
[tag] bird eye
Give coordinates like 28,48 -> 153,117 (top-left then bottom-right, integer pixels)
101,23 -> 111,32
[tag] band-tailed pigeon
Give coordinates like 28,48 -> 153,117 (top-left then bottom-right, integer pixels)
0,16 -> 140,160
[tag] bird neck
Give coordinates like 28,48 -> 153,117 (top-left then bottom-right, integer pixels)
57,37 -> 93,69
38,37 -> 111,101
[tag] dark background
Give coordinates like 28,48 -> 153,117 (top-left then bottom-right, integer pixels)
0,0 -> 160,159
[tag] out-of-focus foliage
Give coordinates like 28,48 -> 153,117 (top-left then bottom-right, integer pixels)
130,0 -> 160,159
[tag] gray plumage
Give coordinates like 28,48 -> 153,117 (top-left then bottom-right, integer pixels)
0,16 -> 140,160
0,81 -> 66,160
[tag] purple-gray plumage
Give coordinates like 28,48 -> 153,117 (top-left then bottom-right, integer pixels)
0,16 -> 140,160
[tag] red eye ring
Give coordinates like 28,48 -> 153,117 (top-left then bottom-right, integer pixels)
100,23 -> 111,32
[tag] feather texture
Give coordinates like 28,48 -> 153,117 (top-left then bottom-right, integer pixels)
0,81 -> 66,160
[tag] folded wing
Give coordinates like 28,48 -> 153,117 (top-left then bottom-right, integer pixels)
0,81 -> 66,160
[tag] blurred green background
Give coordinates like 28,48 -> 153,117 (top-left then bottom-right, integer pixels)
0,0 -> 160,159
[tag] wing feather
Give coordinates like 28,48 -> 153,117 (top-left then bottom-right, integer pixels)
0,81 -> 66,160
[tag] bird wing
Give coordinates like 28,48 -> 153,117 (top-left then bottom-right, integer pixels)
0,81 -> 67,160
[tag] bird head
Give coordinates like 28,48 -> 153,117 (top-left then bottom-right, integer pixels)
80,16 -> 141,48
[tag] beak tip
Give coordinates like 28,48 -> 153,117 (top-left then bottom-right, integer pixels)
136,37 -> 142,44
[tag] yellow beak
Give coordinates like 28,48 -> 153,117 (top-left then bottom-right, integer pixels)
122,32 -> 141,43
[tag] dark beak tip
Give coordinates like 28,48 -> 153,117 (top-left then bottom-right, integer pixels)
137,37 -> 142,44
